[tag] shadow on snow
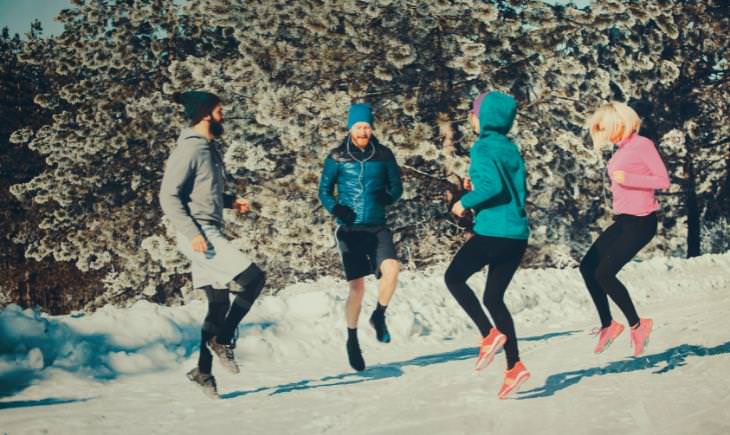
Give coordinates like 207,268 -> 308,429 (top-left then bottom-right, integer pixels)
0,397 -> 92,411
221,330 -> 581,399
517,341 -> 730,400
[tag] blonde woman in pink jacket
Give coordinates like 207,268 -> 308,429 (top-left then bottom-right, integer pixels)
581,102 -> 670,357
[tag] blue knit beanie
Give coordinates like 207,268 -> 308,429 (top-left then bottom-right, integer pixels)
347,103 -> 374,129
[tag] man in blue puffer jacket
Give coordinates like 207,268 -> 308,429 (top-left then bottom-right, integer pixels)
318,103 -> 403,372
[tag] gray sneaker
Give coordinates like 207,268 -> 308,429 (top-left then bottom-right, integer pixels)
207,339 -> 240,374
186,368 -> 219,399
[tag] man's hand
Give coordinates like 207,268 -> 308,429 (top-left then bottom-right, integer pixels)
463,176 -> 473,191
611,170 -> 625,184
191,234 -> 208,253
451,200 -> 466,218
333,204 -> 356,224
233,198 -> 250,213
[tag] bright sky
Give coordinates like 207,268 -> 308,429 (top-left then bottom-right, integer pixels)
0,0 -> 68,36
0,0 -> 594,38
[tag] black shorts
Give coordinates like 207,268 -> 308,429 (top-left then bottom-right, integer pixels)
335,225 -> 398,281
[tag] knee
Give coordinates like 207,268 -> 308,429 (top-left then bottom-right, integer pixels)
235,263 -> 264,289
246,270 -> 266,300
232,269 -> 266,310
482,292 -> 502,310
348,279 -> 365,296
444,265 -> 464,288
380,259 -> 400,279
594,264 -> 616,287
579,257 -> 594,278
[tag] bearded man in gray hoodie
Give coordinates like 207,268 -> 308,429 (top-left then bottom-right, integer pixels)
160,91 -> 266,399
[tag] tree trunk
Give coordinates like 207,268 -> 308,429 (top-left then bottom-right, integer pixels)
685,157 -> 701,257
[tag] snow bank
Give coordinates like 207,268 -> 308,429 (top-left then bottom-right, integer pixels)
2,252 -> 728,397
0,301 -> 201,397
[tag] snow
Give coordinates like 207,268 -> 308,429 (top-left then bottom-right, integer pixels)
1,253 -> 729,434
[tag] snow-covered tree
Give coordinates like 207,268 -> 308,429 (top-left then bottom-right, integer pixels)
5,0 -> 728,311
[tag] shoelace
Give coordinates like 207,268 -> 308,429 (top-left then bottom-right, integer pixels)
591,326 -> 611,338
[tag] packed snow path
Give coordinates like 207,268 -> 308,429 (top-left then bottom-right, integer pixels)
2,254 -> 729,434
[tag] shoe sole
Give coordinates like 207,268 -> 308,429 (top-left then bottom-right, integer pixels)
594,326 -> 625,354
186,371 -> 219,399
498,371 -> 530,400
475,335 -> 507,372
595,337 -> 616,354
207,342 -> 241,374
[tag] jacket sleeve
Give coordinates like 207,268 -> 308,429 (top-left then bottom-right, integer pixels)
318,155 -> 339,213
383,152 -> 403,204
159,146 -> 202,240
460,149 -> 504,209
620,141 -> 671,190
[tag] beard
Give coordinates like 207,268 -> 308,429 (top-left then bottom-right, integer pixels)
209,120 -> 224,138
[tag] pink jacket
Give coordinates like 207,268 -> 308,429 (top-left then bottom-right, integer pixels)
607,133 -> 670,216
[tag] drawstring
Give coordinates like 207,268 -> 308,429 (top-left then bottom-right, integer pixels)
346,136 -> 375,208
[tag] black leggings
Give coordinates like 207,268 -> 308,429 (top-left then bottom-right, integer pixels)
198,263 -> 266,374
445,235 -> 527,369
580,213 -> 657,329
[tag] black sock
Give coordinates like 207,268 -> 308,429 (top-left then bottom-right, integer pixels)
374,303 -> 387,316
347,327 -> 358,341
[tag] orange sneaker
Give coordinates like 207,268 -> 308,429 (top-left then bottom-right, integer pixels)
630,318 -> 653,357
593,320 -> 625,354
498,361 -> 530,400
475,327 -> 507,371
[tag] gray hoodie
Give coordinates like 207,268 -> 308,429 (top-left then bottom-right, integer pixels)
159,128 -> 231,239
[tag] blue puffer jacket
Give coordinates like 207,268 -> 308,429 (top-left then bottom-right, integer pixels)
318,136 -> 403,226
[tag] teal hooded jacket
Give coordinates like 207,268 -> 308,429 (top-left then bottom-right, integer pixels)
460,92 -> 529,240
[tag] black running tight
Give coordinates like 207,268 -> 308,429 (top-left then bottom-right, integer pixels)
444,235 -> 527,369
198,263 -> 266,374
580,213 -> 657,329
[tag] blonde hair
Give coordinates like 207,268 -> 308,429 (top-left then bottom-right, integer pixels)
587,102 -> 641,150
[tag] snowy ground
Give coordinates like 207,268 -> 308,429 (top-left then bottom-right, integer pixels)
1,253 -> 729,435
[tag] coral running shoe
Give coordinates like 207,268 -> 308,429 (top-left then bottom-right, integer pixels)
593,320 -> 625,354
498,361 -> 530,400
475,328 -> 507,371
630,318 -> 653,357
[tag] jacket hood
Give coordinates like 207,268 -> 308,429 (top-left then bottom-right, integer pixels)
478,91 -> 517,137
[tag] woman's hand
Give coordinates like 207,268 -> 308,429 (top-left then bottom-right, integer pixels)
451,200 -> 466,218
463,176 -> 473,191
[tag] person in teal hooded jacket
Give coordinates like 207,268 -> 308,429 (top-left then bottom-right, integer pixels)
445,91 -> 531,400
